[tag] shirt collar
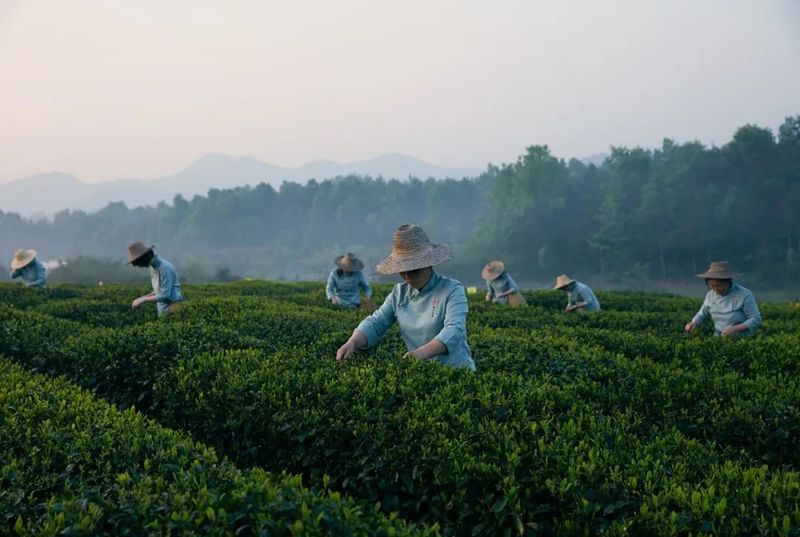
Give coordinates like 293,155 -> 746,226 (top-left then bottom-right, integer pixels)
149,256 -> 161,269
409,269 -> 441,298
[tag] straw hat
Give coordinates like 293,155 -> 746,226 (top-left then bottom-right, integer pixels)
10,249 -> 37,270
335,252 -> 364,272
126,241 -> 155,264
375,224 -> 453,274
696,261 -> 740,279
553,274 -> 575,290
481,260 -> 505,281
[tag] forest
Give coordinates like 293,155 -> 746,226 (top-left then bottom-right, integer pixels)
2,117 -> 798,289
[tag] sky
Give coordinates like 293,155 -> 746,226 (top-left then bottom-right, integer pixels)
1,0 -> 798,183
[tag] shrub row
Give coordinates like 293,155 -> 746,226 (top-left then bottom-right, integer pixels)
0,359 -> 434,536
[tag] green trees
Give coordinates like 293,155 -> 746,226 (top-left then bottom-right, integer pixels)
1,117 -> 798,286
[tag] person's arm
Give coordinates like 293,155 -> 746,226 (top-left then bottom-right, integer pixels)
358,273 -> 373,298
485,280 -> 494,301
686,297 -> 710,332
153,266 -> 176,303
410,285 -> 467,360
722,293 -> 762,336
326,271 -> 336,300
496,274 -> 519,298
336,292 -> 396,362
25,263 -> 47,287
10,268 -> 21,279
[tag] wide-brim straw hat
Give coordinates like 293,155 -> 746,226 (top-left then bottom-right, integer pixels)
335,252 -> 364,272
376,224 -> 453,274
481,260 -> 505,281
553,274 -> 575,290
126,241 -> 156,264
696,261 -> 740,279
10,249 -> 37,270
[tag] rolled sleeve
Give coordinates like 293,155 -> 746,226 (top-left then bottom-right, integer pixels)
356,293 -> 396,347
741,293 -> 762,331
434,285 -> 468,352
485,280 -> 495,299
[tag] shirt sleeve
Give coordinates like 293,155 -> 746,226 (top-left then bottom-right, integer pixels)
358,273 -> 373,298
692,295 -> 711,326
485,280 -> 495,298
741,291 -> 762,331
10,268 -> 21,279
356,290 -> 397,347
325,271 -> 336,300
154,265 -> 176,302
24,264 -> 46,287
434,284 -> 468,353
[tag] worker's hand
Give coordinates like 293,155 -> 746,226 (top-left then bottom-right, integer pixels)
402,351 -> 421,361
564,305 -> 575,313
131,298 -> 143,309
684,322 -> 696,333
484,293 -> 491,302
336,339 -> 357,363
721,326 -> 739,337
330,297 -> 339,305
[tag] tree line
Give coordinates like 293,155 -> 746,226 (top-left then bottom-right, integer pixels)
2,116 -> 798,288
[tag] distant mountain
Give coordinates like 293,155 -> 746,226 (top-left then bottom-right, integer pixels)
0,154 -> 482,218
579,153 -> 609,167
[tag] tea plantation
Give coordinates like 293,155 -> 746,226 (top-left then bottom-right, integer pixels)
1,281 -> 799,535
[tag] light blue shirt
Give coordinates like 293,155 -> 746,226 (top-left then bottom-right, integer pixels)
692,283 -> 762,336
326,269 -> 372,308
149,256 -> 183,316
356,270 -> 475,371
10,259 -> 46,288
567,281 -> 600,312
486,272 -> 518,305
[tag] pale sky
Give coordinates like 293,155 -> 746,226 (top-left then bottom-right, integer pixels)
1,0 -> 798,183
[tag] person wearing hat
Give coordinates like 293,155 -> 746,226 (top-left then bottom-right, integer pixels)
335,224 -> 475,371
127,241 -> 184,317
554,274 -> 600,313
684,261 -> 762,337
9,249 -> 47,288
482,260 -> 526,305
326,252 -> 373,309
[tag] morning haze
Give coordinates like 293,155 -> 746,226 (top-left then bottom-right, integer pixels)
1,0 -> 798,184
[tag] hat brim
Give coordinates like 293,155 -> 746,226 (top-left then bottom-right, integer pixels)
126,245 -> 156,264
335,257 -> 365,272
10,252 -> 36,270
376,244 -> 453,274
695,271 -> 739,279
482,268 -> 503,280
554,279 -> 575,290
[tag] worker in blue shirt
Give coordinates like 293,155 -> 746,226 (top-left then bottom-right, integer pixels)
482,259 -> 526,305
554,274 -> 600,313
684,261 -> 761,337
326,252 -> 373,309
127,241 -> 184,317
336,224 -> 475,371
10,249 -> 47,288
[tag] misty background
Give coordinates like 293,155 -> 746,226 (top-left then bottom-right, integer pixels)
1,1 -> 798,296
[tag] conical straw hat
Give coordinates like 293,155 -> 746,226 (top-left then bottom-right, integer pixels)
481,260 -> 505,281
695,261 -> 740,279
553,274 -> 575,290
335,252 -> 364,271
375,224 -> 453,274
10,249 -> 37,270
126,241 -> 155,264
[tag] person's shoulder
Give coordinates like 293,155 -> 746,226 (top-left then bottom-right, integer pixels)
734,283 -> 755,296
440,275 -> 466,293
